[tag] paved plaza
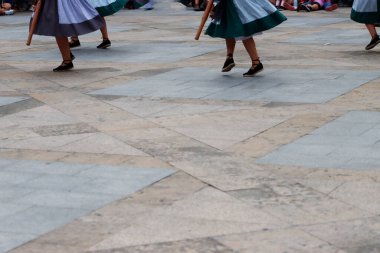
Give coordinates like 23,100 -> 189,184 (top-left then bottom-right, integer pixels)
1,2 -> 380,253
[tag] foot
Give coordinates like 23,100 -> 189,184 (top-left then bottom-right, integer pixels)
300,4 -> 311,12
69,40 -> 81,48
283,2 -> 296,11
324,3 -> 337,11
243,61 -> 263,77
97,39 -> 111,49
53,61 -> 73,72
222,57 -> 235,72
70,52 -> 75,61
365,35 -> 380,50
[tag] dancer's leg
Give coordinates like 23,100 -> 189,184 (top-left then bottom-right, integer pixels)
222,38 -> 236,72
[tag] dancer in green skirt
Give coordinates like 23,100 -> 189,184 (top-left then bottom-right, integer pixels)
206,0 -> 286,76
70,0 -> 128,49
351,0 -> 380,50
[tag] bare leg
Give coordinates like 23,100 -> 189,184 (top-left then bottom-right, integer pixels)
226,38 -> 236,57
366,24 -> 378,39
71,36 -> 79,42
242,37 -> 259,67
54,36 -> 73,71
307,3 -> 320,11
194,0 -> 199,9
242,37 -> 263,76
100,17 -> 109,40
221,38 -> 236,72
55,36 -> 71,62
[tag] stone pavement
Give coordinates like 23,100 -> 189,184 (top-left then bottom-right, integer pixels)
1,2 -> 380,253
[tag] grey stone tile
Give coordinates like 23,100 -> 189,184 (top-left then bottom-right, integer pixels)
280,17 -> 349,28
0,232 -> 37,253
310,122 -> 374,136
0,186 -> 35,203
19,174 -> 93,191
286,29 -> 368,45
89,68 -> 380,103
0,171 -> 42,187
0,97 -> 28,107
4,160 -> 95,175
0,159 -> 18,168
257,111 -> 380,170
8,42 -> 224,63
0,206 -> 88,235
0,204 -> 31,219
13,190 -> 119,210
77,165 -> 173,180
74,171 -> 173,195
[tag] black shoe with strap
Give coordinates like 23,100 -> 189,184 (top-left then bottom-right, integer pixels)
97,39 -> 111,49
69,39 -> 81,48
53,61 -> 74,72
243,59 -> 263,77
365,35 -> 380,50
222,56 -> 235,72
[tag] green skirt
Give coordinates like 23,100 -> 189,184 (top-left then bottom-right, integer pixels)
351,0 -> 380,24
206,0 -> 287,39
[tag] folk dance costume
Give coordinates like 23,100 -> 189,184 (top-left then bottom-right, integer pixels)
33,0 -> 103,71
69,0 -> 128,49
351,0 -> 380,50
33,0 -> 103,37
89,0 -> 128,16
205,0 -> 286,76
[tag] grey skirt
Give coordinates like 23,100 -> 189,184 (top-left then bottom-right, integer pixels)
33,0 -> 104,37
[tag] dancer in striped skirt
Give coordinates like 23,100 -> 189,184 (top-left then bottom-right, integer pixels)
351,0 -> 380,50
69,0 -> 128,49
206,0 -> 286,76
33,0 -> 103,71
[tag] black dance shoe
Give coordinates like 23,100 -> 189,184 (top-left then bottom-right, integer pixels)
222,57 -> 235,72
69,40 -> 81,48
243,62 -> 264,77
97,39 -> 111,49
53,61 -> 74,72
365,35 -> 380,50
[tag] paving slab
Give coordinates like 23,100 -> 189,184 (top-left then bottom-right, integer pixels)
7,42 -> 224,64
285,28 -> 369,45
0,159 -> 174,253
90,67 -> 380,103
0,96 -> 28,107
257,111 -> 380,170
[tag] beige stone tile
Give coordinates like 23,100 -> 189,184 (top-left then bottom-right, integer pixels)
301,216 -> 380,248
0,149 -> 69,161
329,181 -> 380,214
261,197 -> 371,226
91,119 -> 158,132
124,171 -> 206,206
0,105 -> 78,129
215,228 -> 339,253
58,153 -> 129,165
121,156 -> 173,169
89,238 -> 235,253
0,133 -> 93,150
89,216 -> 282,251
172,156 -> 275,191
55,133 -> 147,156
155,187 -> 285,225
0,128 -> 40,141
